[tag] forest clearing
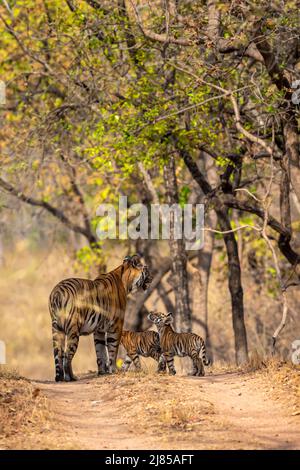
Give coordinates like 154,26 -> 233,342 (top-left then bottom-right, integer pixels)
0,247 -> 299,450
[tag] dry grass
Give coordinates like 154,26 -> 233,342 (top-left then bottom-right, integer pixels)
211,356 -> 300,417
0,366 -> 82,449
158,400 -> 212,431
0,367 -> 51,449
256,359 -> 300,415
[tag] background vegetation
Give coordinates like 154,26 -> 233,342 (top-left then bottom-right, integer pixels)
0,0 -> 300,378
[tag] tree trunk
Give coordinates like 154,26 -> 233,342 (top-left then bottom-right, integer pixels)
0,230 -> 4,268
192,211 -> 216,359
157,282 -> 175,313
196,152 -> 219,358
216,207 -> 248,364
181,150 -> 248,364
284,121 -> 300,204
163,155 -> 192,332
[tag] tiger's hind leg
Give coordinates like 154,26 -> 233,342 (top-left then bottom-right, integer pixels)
107,323 -> 123,374
94,331 -> 109,375
190,350 -> 205,376
64,332 -> 79,382
131,354 -> 141,371
52,326 -> 65,382
163,353 -> 176,375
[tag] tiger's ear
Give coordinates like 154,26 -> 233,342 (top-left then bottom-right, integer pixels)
148,311 -> 160,323
131,253 -> 142,268
148,312 -> 155,322
164,312 -> 174,325
123,255 -> 132,264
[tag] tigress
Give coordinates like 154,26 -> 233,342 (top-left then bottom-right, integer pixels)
120,330 -> 166,372
49,254 -> 152,382
148,311 -> 210,376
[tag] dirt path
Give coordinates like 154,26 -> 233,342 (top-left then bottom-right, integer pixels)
36,370 -> 300,450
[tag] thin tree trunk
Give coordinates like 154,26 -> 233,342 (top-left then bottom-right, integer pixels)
163,155 -> 192,332
0,230 -> 4,268
217,207 -> 248,364
157,283 -> 175,313
196,152 -> 219,358
181,150 -> 249,364
284,122 -> 300,204
193,211 -> 216,359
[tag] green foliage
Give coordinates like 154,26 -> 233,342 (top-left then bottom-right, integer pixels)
75,243 -> 105,273
179,186 -> 191,207
0,0 -> 298,289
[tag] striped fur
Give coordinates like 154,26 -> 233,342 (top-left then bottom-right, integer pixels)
120,330 -> 166,372
148,311 -> 209,376
49,255 -> 152,382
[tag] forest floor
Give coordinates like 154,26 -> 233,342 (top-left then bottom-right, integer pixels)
0,361 -> 300,450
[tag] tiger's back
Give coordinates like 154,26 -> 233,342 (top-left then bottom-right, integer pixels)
121,330 -> 160,357
49,275 -> 126,335
120,330 -> 166,372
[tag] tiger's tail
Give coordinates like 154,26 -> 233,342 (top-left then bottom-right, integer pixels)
200,340 -> 210,366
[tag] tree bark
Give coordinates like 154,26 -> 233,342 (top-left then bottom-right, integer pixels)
0,230 -> 4,268
189,153 -> 218,358
217,207 -> 248,365
163,155 -> 192,332
254,20 -> 300,204
181,150 -> 249,364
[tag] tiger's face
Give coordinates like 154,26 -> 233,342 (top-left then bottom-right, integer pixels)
122,254 -> 152,293
148,311 -> 174,326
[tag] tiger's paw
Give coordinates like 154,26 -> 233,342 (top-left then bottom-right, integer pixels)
64,374 -> 77,382
193,370 -> 205,377
55,375 -> 64,382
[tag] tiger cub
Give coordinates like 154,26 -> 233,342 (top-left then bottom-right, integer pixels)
120,330 -> 166,372
148,311 -> 210,376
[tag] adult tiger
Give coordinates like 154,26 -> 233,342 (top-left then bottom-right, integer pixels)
49,254 -> 152,382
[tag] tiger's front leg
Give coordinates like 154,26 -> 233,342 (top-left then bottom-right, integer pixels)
122,353 -> 141,371
163,352 -> 176,375
157,355 -> 167,373
94,330 -> 109,375
107,324 -> 122,374
151,351 -> 167,373
121,355 -> 133,372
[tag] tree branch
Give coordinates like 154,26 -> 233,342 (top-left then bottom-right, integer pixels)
129,0 -> 194,46
0,177 -> 97,244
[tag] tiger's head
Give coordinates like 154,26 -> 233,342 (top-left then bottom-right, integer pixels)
121,254 -> 152,294
148,311 -> 174,328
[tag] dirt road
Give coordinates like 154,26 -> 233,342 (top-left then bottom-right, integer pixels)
36,370 -> 300,450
